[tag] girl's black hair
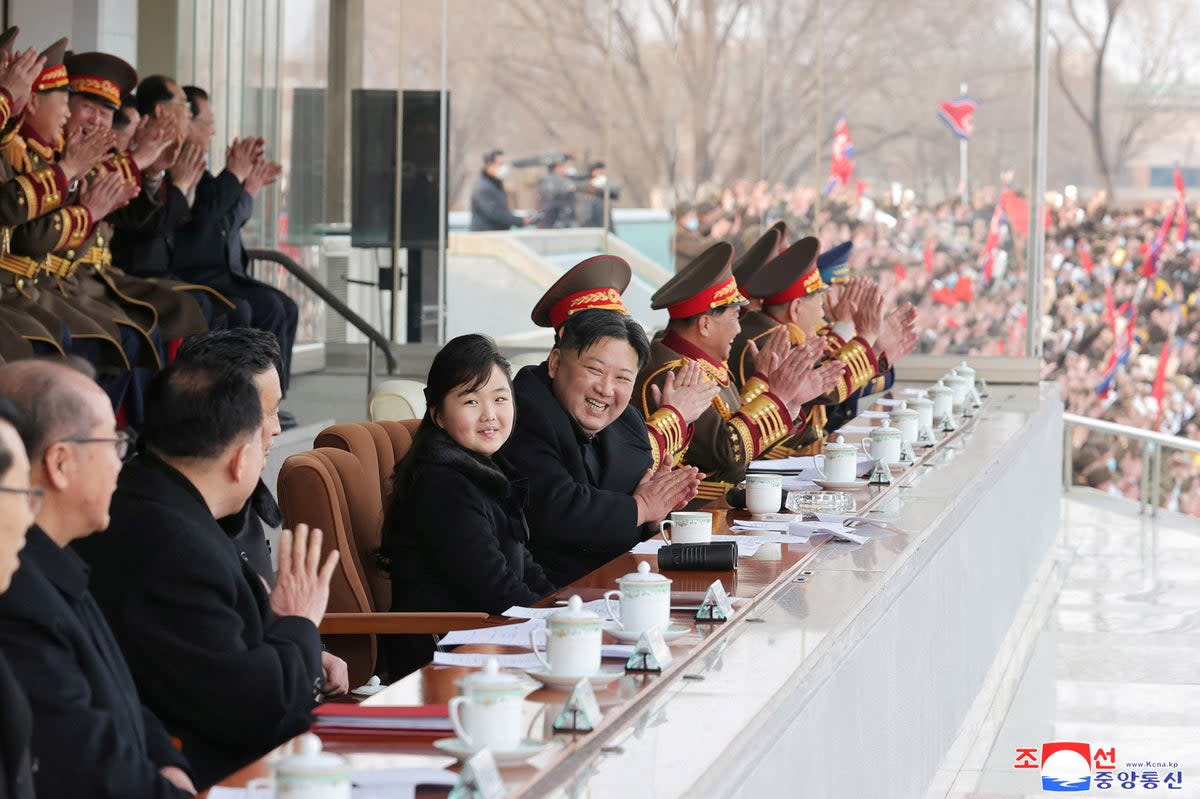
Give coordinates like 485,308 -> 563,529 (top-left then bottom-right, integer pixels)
379,334 -> 512,565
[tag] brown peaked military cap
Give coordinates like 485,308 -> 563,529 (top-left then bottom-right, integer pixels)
531,254 -> 632,329
651,242 -> 748,319
742,236 -> 825,303
33,38 -> 69,93
65,51 -> 138,110
732,220 -> 788,286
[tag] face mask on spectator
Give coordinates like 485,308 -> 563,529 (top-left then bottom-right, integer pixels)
496,163 -> 511,180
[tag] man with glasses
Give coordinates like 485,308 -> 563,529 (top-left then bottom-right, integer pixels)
0,358 -> 196,798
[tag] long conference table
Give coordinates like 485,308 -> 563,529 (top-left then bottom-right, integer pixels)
207,382 -> 1063,799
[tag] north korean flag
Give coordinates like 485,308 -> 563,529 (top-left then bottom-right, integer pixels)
937,95 -> 977,140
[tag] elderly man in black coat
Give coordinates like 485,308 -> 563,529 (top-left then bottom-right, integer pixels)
469,149 -> 530,231
74,362 -> 345,789
0,360 -> 196,799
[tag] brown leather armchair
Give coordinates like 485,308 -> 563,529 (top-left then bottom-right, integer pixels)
278,420 -> 509,685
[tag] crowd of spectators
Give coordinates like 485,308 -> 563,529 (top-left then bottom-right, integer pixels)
673,179 -> 1200,515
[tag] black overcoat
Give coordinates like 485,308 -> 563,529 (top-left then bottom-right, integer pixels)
0,527 -> 191,799
386,427 -> 554,674
501,363 -> 655,586
74,453 -> 323,790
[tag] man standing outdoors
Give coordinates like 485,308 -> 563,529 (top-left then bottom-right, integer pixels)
469,148 -> 531,231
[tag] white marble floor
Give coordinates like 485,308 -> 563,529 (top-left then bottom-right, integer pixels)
926,490 -> 1200,799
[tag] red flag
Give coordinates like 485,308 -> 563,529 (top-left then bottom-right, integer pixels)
954,275 -> 975,303
1000,191 -> 1030,238
823,116 -> 855,195
1152,338 -> 1171,425
937,96 -> 977,140
893,263 -> 907,280
1142,206 -> 1175,277
979,191 -> 1007,282
923,241 -> 935,275
1079,243 -> 1095,273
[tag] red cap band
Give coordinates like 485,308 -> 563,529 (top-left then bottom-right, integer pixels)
667,274 -> 748,319
549,287 -> 628,329
763,264 -> 827,306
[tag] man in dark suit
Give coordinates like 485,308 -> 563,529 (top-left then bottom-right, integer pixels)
175,328 -> 286,583
75,361 -> 345,789
0,360 -> 195,799
171,86 -> 298,416
0,398 -> 37,799
501,256 -> 709,586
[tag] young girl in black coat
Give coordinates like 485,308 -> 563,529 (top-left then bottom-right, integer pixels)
383,334 -> 554,676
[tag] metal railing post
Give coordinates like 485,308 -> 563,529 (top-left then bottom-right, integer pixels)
1151,442 -> 1163,519
366,342 -> 375,414
1140,441 -> 1152,516
1062,419 -> 1073,491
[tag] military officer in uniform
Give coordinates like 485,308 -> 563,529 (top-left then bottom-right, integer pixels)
0,39 -> 141,388
634,242 -> 845,502
732,221 -> 787,317
60,52 -> 216,350
730,238 -> 917,457
0,27 -> 66,361
502,255 -> 710,586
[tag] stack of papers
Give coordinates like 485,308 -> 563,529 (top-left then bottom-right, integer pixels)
439,619 -> 544,648
310,703 -> 453,735
748,454 -> 875,486
503,599 -> 610,619
432,644 -> 635,669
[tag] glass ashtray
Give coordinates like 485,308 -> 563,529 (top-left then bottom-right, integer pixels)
786,491 -> 857,514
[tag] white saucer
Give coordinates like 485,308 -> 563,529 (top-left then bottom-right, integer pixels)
433,737 -> 550,765
524,666 -> 625,690
813,478 -> 870,490
601,621 -> 690,644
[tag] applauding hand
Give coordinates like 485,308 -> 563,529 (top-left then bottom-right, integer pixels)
650,360 -> 719,425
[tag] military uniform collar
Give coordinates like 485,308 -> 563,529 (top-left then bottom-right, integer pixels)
762,310 -> 808,345
24,524 -> 91,601
16,122 -> 60,162
661,329 -> 731,385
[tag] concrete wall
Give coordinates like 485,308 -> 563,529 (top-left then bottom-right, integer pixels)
9,0 -> 138,66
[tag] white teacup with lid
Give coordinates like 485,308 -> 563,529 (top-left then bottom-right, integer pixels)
530,595 -> 602,678
891,401 -> 920,444
908,392 -> 935,431
954,360 -> 977,391
448,657 -> 533,753
928,380 -> 954,420
861,415 -> 903,465
816,435 -> 858,483
604,561 -> 671,635
943,372 -> 971,407
246,734 -> 350,799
